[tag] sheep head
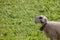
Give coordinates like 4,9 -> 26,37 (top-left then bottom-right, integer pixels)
35,15 -> 48,24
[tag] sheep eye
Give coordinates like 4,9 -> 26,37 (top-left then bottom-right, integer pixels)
39,17 -> 43,19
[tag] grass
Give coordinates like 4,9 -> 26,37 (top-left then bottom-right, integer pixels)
0,0 -> 60,40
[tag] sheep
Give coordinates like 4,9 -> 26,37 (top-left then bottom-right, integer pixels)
35,15 -> 60,40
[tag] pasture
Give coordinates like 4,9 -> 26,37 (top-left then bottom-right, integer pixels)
0,0 -> 60,40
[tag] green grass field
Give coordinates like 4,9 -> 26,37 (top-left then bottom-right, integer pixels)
0,0 -> 60,40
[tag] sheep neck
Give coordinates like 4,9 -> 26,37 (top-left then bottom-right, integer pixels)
40,23 -> 47,31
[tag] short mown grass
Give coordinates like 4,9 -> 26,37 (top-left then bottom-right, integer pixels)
0,0 -> 60,40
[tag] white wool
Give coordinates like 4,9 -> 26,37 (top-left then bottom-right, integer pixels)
35,15 -> 60,40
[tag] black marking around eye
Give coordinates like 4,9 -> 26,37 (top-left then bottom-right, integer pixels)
39,17 -> 43,19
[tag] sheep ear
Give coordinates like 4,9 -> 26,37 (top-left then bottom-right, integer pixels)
44,18 -> 47,23
41,18 -> 47,23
